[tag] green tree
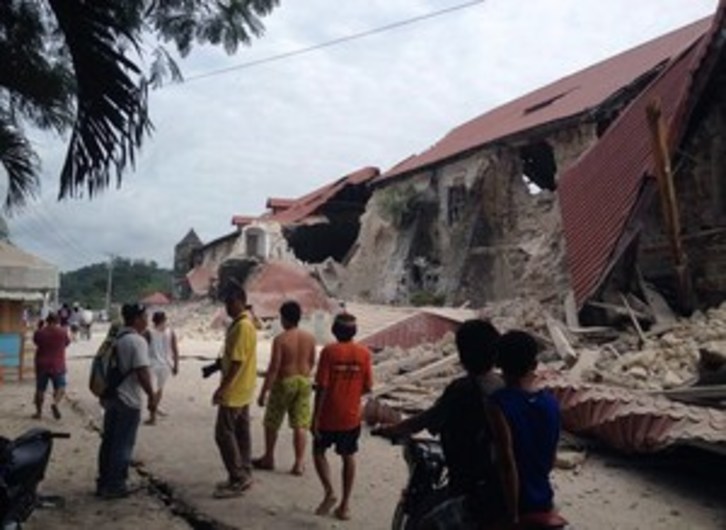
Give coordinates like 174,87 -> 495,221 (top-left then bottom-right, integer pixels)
60,258 -> 172,309
0,0 -> 279,214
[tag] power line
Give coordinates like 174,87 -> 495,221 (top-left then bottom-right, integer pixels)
183,0 -> 486,83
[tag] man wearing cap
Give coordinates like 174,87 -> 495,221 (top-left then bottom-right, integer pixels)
212,287 -> 258,498
96,302 -> 157,499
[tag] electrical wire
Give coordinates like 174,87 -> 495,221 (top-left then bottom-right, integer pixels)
183,0 -> 486,83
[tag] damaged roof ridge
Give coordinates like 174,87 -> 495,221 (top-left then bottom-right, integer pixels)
231,166 -> 380,226
377,15 -> 713,184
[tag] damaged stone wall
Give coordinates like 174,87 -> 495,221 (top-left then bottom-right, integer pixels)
638,76 -> 726,308
343,122 -> 599,306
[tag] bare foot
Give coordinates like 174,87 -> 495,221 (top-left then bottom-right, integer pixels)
290,464 -> 305,476
144,418 -> 156,426
251,457 -> 274,471
31,412 -> 41,420
315,495 -> 338,516
334,505 -> 351,521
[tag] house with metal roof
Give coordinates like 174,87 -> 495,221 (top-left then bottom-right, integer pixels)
343,10 -> 725,314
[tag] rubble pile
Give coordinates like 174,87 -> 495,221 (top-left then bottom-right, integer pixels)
372,333 -> 459,413
478,297 -> 552,338
163,300 -> 228,341
581,302 -> 726,390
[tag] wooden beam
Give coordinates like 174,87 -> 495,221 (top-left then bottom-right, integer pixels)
645,98 -> 694,313
372,355 -> 459,397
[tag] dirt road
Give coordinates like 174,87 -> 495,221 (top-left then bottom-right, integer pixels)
1,330 -> 724,529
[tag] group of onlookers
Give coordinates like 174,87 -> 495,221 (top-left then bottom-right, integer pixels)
33,289 -> 561,527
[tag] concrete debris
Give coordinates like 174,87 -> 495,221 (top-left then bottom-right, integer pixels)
585,302 -> 726,391
555,450 -> 587,470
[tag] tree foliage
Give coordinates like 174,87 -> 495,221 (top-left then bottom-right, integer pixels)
0,0 -> 279,213
59,258 -> 172,309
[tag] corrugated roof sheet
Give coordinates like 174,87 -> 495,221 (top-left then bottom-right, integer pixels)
559,4 -> 725,307
539,373 -> 726,453
246,260 -> 336,318
378,17 -> 712,183
231,166 -> 379,227
141,292 -> 171,306
360,311 -> 461,351
267,166 -> 379,225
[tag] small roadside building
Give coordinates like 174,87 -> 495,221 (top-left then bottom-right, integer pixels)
0,224 -> 59,380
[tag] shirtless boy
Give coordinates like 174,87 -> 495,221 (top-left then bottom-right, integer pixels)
254,301 -> 316,475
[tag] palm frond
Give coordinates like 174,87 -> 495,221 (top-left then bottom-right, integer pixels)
149,0 -> 280,56
0,1 -> 75,134
48,0 -> 152,199
0,116 -> 40,214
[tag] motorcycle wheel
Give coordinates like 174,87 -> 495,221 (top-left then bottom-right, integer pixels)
391,501 -> 411,530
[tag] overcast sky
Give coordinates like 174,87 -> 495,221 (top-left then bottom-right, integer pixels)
2,0 -> 718,271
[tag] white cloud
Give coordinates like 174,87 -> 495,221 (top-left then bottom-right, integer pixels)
5,0 -> 718,271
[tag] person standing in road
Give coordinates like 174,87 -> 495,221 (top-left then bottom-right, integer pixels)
254,300 -> 316,476
32,312 -> 70,420
311,312 -> 373,521
212,287 -> 258,499
96,303 -> 157,499
144,311 -> 180,425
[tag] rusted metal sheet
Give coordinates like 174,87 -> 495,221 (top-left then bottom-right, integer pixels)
185,265 -> 215,296
559,38 -> 707,307
538,373 -> 726,453
245,260 -> 336,319
559,3 -> 726,307
378,18 -> 711,183
360,311 -> 461,351
232,167 -> 379,228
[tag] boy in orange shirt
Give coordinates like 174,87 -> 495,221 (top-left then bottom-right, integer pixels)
311,313 -> 373,521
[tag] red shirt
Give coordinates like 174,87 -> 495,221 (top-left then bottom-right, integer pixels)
315,341 -> 373,431
33,325 -> 69,375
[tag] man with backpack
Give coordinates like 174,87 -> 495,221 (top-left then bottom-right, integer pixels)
96,303 -> 157,499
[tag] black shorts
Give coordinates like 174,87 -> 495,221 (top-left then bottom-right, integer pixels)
313,427 -> 361,456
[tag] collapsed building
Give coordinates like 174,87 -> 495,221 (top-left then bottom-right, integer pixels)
173,167 -> 379,311
343,14 -> 725,319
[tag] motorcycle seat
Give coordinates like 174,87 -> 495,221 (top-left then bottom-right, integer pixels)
518,511 -> 568,528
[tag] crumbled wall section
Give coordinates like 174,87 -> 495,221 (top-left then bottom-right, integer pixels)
344,122 -> 600,306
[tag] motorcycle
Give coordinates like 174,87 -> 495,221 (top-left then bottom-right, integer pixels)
386,436 -> 569,530
0,428 -> 69,529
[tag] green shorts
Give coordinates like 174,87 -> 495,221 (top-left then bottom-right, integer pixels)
264,375 -> 312,430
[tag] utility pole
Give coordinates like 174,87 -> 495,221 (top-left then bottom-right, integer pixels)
105,254 -> 115,315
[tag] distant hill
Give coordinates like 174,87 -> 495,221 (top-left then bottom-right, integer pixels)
59,258 -> 172,309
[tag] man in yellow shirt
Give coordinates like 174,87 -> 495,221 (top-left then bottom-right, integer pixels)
212,286 -> 257,498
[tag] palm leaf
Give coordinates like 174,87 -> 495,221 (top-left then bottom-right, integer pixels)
48,0 -> 152,199
0,116 -> 39,213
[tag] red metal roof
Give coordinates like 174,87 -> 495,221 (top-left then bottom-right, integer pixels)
265,166 -> 379,225
231,215 -> 255,227
141,292 -> 171,306
230,166 -> 379,227
186,265 -> 215,296
560,5 -> 725,307
246,260 -> 336,318
378,17 -> 712,183
539,373 -> 726,453
359,311 -> 461,351
265,198 -> 295,210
